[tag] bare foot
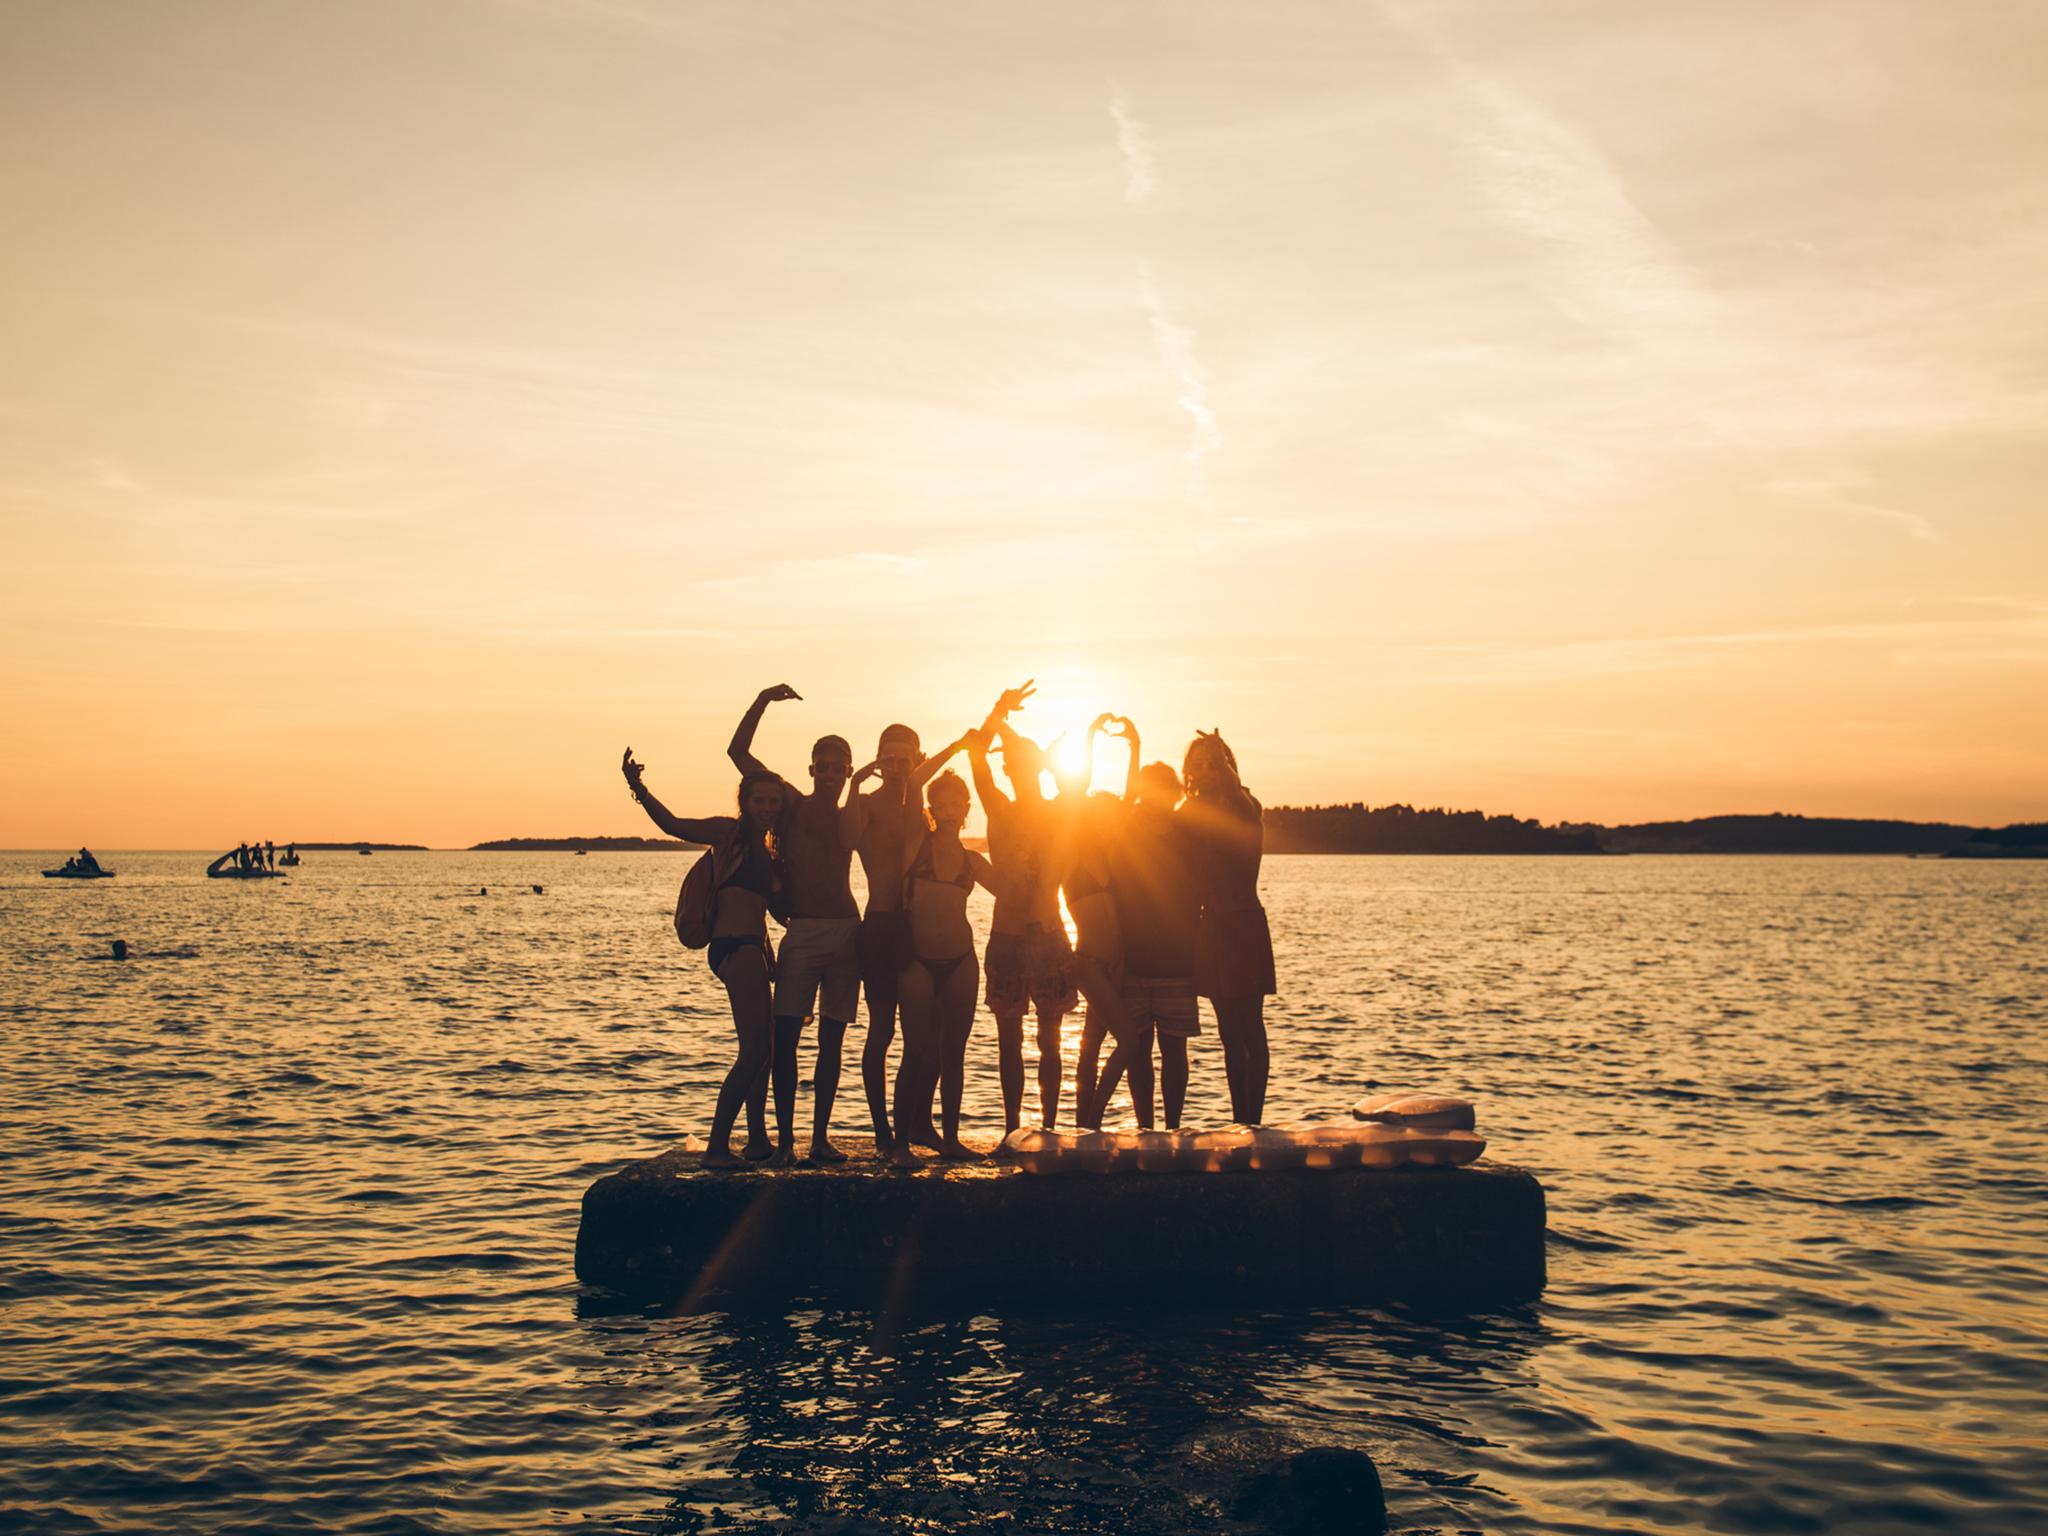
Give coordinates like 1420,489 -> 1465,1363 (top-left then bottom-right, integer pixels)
988,1140 -> 1020,1163
766,1146 -> 796,1168
807,1140 -> 848,1165
938,1139 -> 984,1163
701,1146 -> 745,1170
872,1133 -> 894,1161
908,1124 -> 943,1151
888,1141 -> 919,1169
742,1139 -> 774,1162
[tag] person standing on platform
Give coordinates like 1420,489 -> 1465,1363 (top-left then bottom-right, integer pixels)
1092,747 -> 1202,1130
844,720 -> 969,1157
1180,731 -> 1275,1124
727,683 -> 861,1165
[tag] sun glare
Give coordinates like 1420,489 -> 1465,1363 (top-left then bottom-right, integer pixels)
1053,731 -> 1093,785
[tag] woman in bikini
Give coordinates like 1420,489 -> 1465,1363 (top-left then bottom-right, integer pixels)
891,766 -> 1002,1166
622,748 -> 788,1168
1179,731 -> 1276,1124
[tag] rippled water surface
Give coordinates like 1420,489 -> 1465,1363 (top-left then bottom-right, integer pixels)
2,852 -> 2043,1534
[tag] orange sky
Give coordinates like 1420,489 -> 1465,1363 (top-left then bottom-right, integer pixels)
4,1 -> 2045,846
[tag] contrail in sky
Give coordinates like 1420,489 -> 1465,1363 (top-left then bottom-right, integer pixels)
1109,85 -> 1220,473
1138,261 -> 1222,471
1108,88 -> 1156,206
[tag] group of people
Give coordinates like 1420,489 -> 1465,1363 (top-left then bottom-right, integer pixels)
622,682 -> 1275,1169
230,841 -> 292,872
55,847 -> 104,876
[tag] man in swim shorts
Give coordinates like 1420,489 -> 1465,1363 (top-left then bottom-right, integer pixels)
729,684 -> 859,1164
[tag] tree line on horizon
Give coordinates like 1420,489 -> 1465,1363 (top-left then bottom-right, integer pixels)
470,812 -> 2042,857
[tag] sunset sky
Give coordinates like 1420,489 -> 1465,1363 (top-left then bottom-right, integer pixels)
5,0 -> 2045,846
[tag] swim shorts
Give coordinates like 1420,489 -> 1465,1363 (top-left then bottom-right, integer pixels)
985,928 -> 1079,1016
1120,974 -> 1200,1038
773,916 -> 859,1023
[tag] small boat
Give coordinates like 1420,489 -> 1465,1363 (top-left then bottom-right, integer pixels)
575,849 -> 588,856
43,866 -> 115,880
278,853 -> 301,867
358,848 -> 373,856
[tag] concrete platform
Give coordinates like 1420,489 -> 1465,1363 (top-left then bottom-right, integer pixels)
574,1136 -> 1547,1310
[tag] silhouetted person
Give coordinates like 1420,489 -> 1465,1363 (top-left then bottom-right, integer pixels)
844,722 -> 960,1156
1181,731 -> 1274,1124
1092,754 -> 1201,1129
622,748 -> 786,1169
74,847 -> 102,875
968,682 -> 1078,1133
265,840 -> 275,870
728,683 -> 860,1165
891,767 -> 1002,1166
1065,715 -> 1139,1126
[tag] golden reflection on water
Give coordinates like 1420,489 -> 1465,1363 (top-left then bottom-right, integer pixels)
2,852 -> 2045,1534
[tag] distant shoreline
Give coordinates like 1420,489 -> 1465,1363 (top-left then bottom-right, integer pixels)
470,836 -> 706,852
467,811 -> 2046,859
15,814 -> 2041,859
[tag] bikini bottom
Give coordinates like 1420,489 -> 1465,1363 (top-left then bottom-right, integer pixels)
708,935 -> 772,980
911,951 -> 972,988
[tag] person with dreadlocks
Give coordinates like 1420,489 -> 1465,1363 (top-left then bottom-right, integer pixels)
1179,729 -> 1276,1124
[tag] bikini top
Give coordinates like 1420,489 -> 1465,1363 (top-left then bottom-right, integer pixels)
905,835 -> 976,901
1065,859 -> 1109,903
719,833 -> 779,902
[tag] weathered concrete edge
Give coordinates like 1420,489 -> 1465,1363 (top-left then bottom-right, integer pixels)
575,1153 -> 1547,1311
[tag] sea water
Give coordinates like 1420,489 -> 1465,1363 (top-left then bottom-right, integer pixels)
1,852 -> 2042,1533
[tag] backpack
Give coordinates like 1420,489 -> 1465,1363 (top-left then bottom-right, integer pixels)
673,847 -> 720,949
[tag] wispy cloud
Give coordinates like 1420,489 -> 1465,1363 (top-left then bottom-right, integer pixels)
1108,87 -> 1220,475
1764,476 -> 1940,545
1107,86 -> 1156,206
1381,2 -> 1717,349
1137,261 -> 1222,471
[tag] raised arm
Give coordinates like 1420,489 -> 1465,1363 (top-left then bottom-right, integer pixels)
1113,715 -> 1142,802
966,728 -> 1007,815
726,683 -> 800,779
911,731 -> 974,791
621,749 -> 735,845
978,679 -> 1036,738
840,759 -> 881,846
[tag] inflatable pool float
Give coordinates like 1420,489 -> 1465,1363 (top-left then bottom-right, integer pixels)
1350,1091 -> 1477,1131
42,867 -> 115,879
1001,1119 -> 1485,1175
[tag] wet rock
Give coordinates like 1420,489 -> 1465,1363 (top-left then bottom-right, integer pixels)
1233,1446 -> 1386,1536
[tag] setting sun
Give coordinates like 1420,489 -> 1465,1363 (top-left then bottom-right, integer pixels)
1,1 -> 2043,848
